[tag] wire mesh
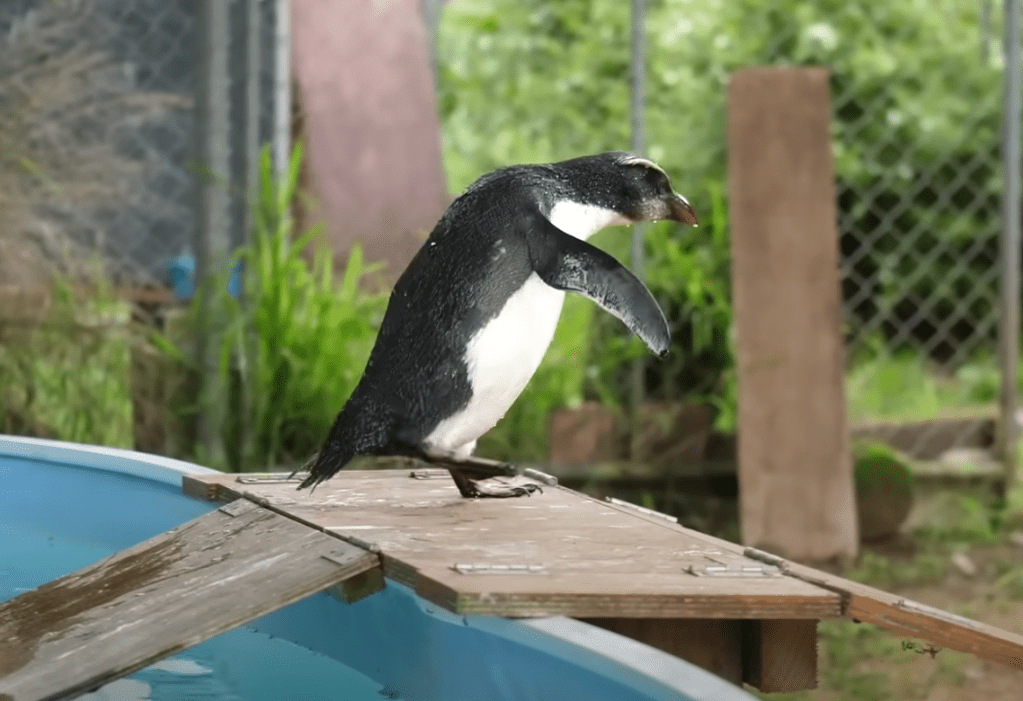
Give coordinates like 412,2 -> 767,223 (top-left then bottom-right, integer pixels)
0,0 -> 281,288
638,2 -> 1009,465
769,5 -> 1004,462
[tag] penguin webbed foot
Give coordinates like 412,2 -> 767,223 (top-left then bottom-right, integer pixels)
422,453 -> 543,498
449,470 -> 543,499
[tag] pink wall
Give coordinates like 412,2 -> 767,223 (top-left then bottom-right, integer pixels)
291,0 -> 448,282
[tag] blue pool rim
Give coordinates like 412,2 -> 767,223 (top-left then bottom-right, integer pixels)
0,435 -> 756,701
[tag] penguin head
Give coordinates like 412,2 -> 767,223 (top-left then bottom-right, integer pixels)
551,152 -> 698,229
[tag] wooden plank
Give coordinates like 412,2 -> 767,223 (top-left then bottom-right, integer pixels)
741,619 -> 818,692
583,618 -> 743,686
743,548 -> 1023,670
727,66 -> 858,560
0,501 -> 380,701
184,470 -> 842,621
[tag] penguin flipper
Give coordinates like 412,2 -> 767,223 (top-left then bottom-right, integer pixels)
525,211 -> 671,357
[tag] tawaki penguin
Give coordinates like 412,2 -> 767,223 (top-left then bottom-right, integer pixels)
298,152 -> 697,497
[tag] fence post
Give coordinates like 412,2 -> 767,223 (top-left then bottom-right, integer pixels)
273,0 -> 292,179
193,0 -> 234,467
1000,0 -> 1021,490
629,0 -> 647,459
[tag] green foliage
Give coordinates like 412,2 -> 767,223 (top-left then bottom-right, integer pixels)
913,492 -> 1001,546
845,550 -> 949,589
993,562 -> 1023,600
0,278 -> 133,447
437,0 -> 1003,435
853,441 -> 915,542
195,144 -> 386,470
853,441 -> 914,492
845,346 -> 1000,421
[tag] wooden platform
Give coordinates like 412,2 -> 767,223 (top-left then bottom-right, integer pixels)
186,468 -> 838,620
185,468 -> 1023,689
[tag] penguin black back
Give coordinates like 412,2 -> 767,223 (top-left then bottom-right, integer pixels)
300,152 -> 696,491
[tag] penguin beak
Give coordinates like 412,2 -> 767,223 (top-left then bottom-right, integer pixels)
666,194 -> 698,227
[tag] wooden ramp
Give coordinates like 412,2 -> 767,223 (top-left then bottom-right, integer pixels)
0,499 -> 380,701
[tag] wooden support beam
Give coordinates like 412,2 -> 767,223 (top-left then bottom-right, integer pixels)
727,67 -> 859,560
291,0 -> 449,281
745,549 -> 1023,670
0,500 -> 381,701
741,618 -> 819,692
583,618 -> 820,693
583,618 -> 744,686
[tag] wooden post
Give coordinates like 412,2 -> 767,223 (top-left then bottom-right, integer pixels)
741,619 -> 819,692
727,67 -> 858,560
583,618 -> 743,685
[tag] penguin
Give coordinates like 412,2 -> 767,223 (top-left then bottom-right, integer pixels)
298,152 -> 697,497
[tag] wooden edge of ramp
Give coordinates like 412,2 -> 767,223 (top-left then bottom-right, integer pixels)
741,547 -> 1023,671
0,499 -> 381,701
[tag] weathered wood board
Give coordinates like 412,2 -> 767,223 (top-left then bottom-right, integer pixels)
727,66 -> 859,560
185,469 -> 1023,678
186,469 -> 841,621
744,548 -> 1023,670
0,500 -> 380,701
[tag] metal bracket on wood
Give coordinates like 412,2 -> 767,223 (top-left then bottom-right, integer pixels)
409,468 -> 451,479
743,547 -> 790,570
521,467 -> 558,486
452,563 -> 548,575
236,473 -> 302,484
897,598 -> 984,629
605,496 -> 678,523
687,556 -> 782,577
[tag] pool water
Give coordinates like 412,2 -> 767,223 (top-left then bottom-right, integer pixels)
0,516 -> 385,701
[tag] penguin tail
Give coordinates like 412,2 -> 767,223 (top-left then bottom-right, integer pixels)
296,439 -> 353,491
296,401 -> 395,491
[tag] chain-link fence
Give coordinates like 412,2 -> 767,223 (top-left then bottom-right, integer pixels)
609,2 -> 1011,469
734,4 -> 1007,466
0,0 -> 284,288
0,0 -> 290,458
828,3 -> 1006,464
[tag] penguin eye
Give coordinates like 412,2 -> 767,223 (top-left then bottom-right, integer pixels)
647,169 -> 670,195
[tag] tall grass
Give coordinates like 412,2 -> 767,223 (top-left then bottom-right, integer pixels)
199,144 -> 386,470
0,279 -> 133,447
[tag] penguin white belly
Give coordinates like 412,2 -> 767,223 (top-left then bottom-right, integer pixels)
423,201 -> 623,458
424,273 -> 565,455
